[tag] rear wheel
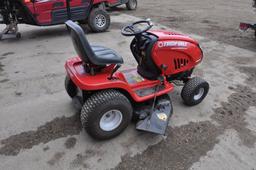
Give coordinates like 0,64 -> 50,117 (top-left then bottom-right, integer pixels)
181,77 -> 209,106
81,90 -> 133,140
126,0 -> 137,10
65,75 -> 77,98
88,8 -> 110,32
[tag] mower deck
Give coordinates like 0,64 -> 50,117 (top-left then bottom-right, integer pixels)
136,97 -> 173,135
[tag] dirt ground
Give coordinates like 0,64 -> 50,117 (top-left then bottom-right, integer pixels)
126,0 -> 256,51
115,1 -> 256,169
0,0 -> 256,170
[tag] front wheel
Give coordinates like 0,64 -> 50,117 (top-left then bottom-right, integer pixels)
126,0 -> 137,10
88,8 -> 110,33
80,90 -> 133,140
181,77 -> 209,106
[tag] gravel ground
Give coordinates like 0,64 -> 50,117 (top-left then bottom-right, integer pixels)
124,0 -> 256,51
0,0 -> 256,169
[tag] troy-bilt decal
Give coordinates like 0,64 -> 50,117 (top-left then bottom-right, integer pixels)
158,41 -> 188,48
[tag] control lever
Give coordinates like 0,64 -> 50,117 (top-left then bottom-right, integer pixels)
108,64 -> 121,80
146,75 -> 165,127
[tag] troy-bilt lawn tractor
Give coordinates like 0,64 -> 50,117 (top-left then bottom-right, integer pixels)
64,20 -> 209,140
239,0 -> 256,37
0,0 -> 111,40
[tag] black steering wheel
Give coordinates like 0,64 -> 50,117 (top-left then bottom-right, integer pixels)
121,20 -> 153,36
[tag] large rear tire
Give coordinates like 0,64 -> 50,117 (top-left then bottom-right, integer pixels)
181,77 -> 209,106
81,90 -> 133,140
88,8 -> 110,33
126,0 -> 137,10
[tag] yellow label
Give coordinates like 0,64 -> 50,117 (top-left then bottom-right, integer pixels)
157,113 -> 168,121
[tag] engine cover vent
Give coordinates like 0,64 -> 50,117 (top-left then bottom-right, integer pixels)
174,58 -> 189,70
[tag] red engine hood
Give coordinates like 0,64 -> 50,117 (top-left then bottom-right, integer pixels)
148,30 -> 199,45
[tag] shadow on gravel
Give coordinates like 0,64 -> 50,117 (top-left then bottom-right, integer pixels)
213,85 -> 256,148
0,113 -> 81,156
115,83 -> 256,169
116,121 -> 220,170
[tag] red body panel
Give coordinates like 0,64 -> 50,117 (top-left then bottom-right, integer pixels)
23,2 -> 35,14
32,0 -> 84,24
149,30 -> 203,75
21,0 -> 125,25
65,57 -> 174,102
65,29 -> 203,102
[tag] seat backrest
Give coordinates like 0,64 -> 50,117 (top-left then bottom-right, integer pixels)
65,20 -> 95,64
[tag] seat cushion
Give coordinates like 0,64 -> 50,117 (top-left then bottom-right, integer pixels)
91,46 -> 124,65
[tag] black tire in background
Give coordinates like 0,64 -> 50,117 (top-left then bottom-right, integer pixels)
126,0 -> 137,10
65,75 -> 77,98
80,90 -> 133,140
16,32 -> 21,39
78,20 -> 87,25
181,77 -> 209,106
88,8 -> 110,32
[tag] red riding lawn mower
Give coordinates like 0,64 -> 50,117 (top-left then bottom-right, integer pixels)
64,20 -> 209,140
0,0 -> 136,40
239,0 -> 256,37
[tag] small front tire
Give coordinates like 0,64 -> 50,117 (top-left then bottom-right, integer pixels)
181,77 -> 209,106
81,90 -> 133,140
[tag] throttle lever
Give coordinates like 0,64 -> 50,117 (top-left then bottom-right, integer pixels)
108,64 -> 121,80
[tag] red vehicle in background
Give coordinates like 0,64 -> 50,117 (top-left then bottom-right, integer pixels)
0,0 -> 137,40
239,0 -> 256,37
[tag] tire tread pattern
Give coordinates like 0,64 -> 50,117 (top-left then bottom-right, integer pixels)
181,77 -> 209,106
88,8 -> 110,32
81,89 -> 132,139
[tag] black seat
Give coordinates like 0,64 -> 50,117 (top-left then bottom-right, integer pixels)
91,45 -> 123,65
65,20 -> 123,66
